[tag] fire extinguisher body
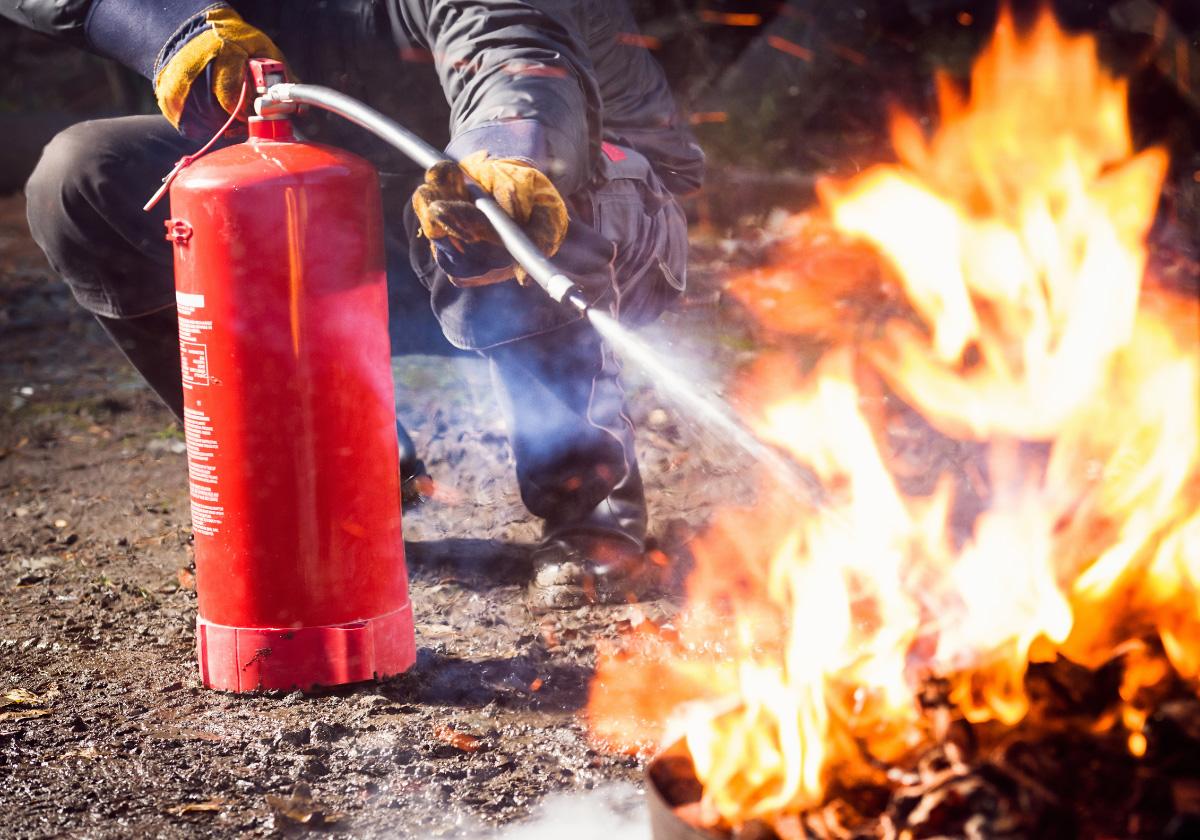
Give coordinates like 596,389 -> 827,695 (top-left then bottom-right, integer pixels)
167,122 -> 415,691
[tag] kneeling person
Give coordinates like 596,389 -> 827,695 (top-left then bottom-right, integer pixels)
8,0 -> 704,608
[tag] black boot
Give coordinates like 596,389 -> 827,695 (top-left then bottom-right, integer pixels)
527,460 -> 653,610
485,320 -> 654,609
396,418 -> 431,510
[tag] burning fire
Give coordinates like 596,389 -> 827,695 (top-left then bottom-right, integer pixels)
590,7 -> 1198,831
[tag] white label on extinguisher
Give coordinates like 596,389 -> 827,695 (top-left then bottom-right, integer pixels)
180,341 -> 210,387
175,291 -> 205,310
177,313 -> 212,391
176,290 -> 224,536
184,405 -> 224,537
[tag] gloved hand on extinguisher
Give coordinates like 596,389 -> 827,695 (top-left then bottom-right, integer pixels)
412,152 -> 569,287
83,0 -> 284,140
154,6 -> 285,139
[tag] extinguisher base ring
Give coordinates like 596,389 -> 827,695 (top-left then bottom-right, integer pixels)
196,605 -> 416,693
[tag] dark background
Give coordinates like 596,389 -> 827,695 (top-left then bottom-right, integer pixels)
1,0 -> 1197,227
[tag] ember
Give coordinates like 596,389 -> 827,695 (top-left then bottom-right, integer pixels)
590,7 -> 1199,839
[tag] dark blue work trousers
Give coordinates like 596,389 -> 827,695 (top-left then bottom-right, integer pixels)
24,116 -> 687,540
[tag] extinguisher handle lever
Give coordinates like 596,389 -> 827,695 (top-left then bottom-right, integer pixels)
256,82 -> 590,314
250,59 -> 288,95
250,59 -> 304,120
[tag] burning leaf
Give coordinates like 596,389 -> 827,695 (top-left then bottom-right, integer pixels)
648,549 -> 671,568
433,724 -> 482,753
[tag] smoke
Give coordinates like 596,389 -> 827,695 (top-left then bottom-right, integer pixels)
589,309 -> 826,508
475,784 -> 651,840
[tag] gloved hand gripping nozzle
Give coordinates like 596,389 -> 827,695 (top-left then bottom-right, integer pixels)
252,71 -> 590,314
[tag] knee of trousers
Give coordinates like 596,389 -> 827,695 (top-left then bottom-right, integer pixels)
24,119 -> 178,318
24,122 -> 106,269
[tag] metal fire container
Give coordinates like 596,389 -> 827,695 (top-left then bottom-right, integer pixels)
166,93 -> 415,692
647,740 -> 726,840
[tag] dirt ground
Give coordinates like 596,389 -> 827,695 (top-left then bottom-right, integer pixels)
5,159 -> 1192,836
0,191 -> 764,838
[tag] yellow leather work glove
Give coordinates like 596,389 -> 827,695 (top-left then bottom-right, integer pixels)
154,7 -> 285,131
412,151 -> 569,286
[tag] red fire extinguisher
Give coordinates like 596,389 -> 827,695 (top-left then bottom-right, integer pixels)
164,61 -> 415,692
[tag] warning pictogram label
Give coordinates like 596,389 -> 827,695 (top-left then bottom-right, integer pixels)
180,341 -> 210,386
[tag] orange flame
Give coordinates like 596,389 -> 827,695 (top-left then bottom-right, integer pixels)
589,7 -> 1198,830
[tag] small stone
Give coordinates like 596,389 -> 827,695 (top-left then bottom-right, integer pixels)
53,519 -> 68,529
274,727 -> 310,748
300,758 -> 329,779
146,438 -> 187,455
311,721 -> 337,742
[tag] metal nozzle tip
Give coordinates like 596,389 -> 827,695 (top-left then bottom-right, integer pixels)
564,289 -> 590,313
